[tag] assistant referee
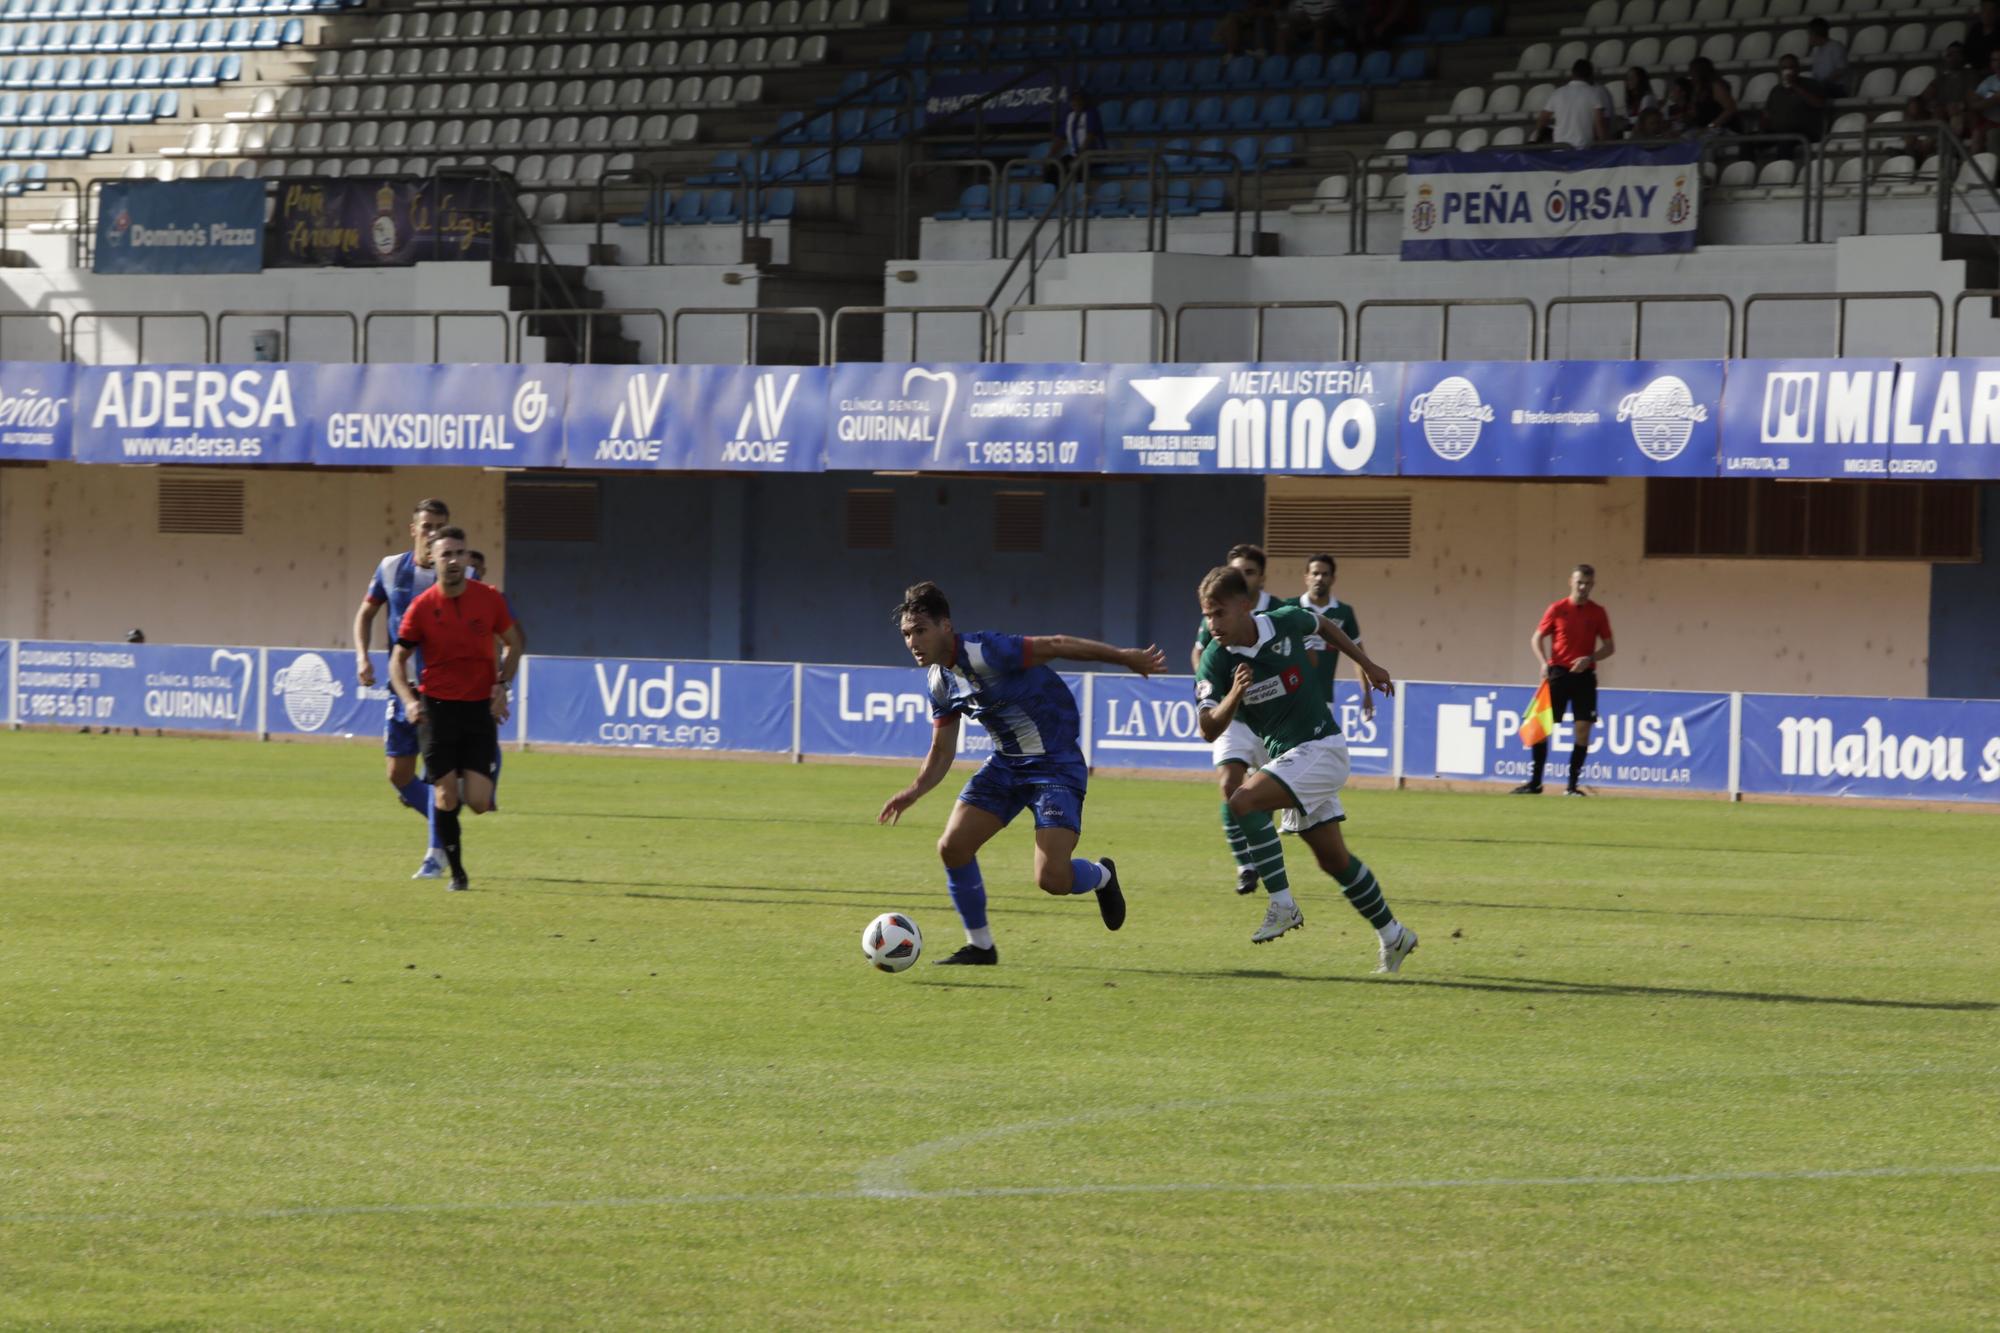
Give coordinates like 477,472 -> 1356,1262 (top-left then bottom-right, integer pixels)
1514,563 -> 1615,796
390,526 -> 524,890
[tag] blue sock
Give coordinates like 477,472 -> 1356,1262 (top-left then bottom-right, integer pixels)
1068,858 -> 1107,894
944,858 -> 988,931
397,778 -> 430,817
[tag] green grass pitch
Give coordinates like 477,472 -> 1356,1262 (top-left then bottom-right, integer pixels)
1,730 -> 1995,1329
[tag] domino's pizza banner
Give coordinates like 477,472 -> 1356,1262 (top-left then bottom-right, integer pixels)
27,356 -> 2000,478
1087,673 -> 1395,777
10,641 -> 2000,804
1402,143 -> 1700,261
1738,692 -> 2000,802
1401,681 -> 1732,793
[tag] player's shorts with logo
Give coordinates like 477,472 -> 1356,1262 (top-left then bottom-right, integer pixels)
957,754 -> 1086,833
1211,717 -> 1272,770
1548,665 -> 1599,723
1262,734 -> 1352,833
418,696 -> 501,786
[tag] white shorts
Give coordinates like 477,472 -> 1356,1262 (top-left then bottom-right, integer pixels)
1264,734 -> 1352,833
1211,718 -> 1271,770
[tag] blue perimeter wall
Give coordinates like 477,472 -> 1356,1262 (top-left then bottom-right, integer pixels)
505,474 -> 1265,667
1930,481 -> 2000,700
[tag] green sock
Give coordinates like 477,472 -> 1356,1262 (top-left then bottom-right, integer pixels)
1233,807 -> 1289,895
1333,856 -> 1393,928
1220,801 -> 1252,874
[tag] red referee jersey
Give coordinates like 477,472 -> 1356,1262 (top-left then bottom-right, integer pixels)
1537,597 -> 1612,670
397,580 -> 514,701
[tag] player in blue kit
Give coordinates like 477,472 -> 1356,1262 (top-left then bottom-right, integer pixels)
877,582 -> 1167,965
352,497 -> 450,879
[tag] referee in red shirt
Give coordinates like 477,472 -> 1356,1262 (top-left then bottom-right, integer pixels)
1514,563 -> 1615,796
390,526 -> 524,891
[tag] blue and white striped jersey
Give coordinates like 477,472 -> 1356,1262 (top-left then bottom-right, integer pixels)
927,631 -> 1087,787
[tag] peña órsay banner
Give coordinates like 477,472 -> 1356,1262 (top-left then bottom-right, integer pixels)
1401,143 -> 1700,261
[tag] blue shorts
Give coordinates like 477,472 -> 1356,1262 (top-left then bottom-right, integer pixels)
956,759 -> 1085,833
384,713 -> 421,758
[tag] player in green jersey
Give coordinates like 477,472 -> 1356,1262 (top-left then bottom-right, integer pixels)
1189,544 -> 1298,905
1196,565 -> 1418,973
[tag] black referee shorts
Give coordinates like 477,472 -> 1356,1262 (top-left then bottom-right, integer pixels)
419,696 -> 500,784
1547,666 -> 1599,724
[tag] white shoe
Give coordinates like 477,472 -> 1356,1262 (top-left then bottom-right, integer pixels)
1376,925 -> 1418,974
1251,898 -> 1304,943
412,853 -> 446,881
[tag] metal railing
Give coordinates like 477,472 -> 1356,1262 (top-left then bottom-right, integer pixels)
1741,290 -> 1944,357
215,309 -> 360,363
994,301 -> 1167,361
1171,300 -> 1351,361
1353,297 -> 1539,361
1540,294 -> 1738,360
830,305 -> 995,362
0,310 -> 67,361
1950,289 -> 2000,353
68,309 -> 212,364
513,307 -> 666,363
2,174 -> 86,269
668,305 -> 829,364
360,309 -> 514,363
901,157 -> 1003,259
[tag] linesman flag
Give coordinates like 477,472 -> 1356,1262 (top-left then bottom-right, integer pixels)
1518,680 -> 1555,747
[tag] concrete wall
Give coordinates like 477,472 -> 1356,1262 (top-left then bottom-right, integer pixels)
0,463 -> 505,648
1265,474 -> 1933,697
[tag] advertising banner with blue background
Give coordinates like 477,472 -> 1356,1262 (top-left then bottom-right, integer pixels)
1087,673 -> 1394,776
14,640 -> 260,732
797,664 -> 1086,762
311,363 -> 566,469
72,363 -> 314,465
1402,681 -> 1731,792
266,648 -> 400,741
93,179 -> 265,275
1738,692 -> 2000,803
1402,143 -> 1700,261
1103,363 -> 1401,476
1859,358 -> 2000,480
0,361 -> 72,462
1720,358 -> 1900,477
687,365 -> 830,472
923,70 -> 1068,126
1401,360 -> 1721,476
0,639 -> 9,724
523,656 -> 792,752
826,363 -> 1104,472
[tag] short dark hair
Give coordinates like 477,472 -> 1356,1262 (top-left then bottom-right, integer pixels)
1571,58 -> 1594,81
431,525 -> 467,547
893,581 -> 951,624
1307,552 -> 1337,572
1574,562 -> 1596,577
414,497 -> 449,518
467,549 -> 486,567
1224,542 -> 1267,572
1807,16 -> 1827,33
1200,565 -> 1251,603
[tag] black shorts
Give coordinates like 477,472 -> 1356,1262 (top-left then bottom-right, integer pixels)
1548,666 -> 1599,724
419,696 -> 500,784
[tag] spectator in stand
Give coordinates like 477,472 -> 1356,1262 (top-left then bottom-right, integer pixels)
1051,87 -> 1106,173
1358,0 -> 1414,46
1762,52 -> 1831,153
1620,66 -> 1659,131
1688,55 -> 1740,133
1538,58 -> 1611,147
1973,46 -> 2000,151
1906,42 -> 1976,156
1805,18 -> 1848,97
1664,74 -> 1698,133
1967,0 -> 2000,72
1279,0 -> 1355,55
1634,105 -> 1669,138
1217,0 -> 1280,56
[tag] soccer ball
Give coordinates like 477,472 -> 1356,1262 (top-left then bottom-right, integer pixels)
862,913 -> 922,973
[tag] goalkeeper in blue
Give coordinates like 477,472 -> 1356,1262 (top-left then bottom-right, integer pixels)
877,581 -> 1167,965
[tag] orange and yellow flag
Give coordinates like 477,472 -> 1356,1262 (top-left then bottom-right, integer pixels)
1518,680 -> 1555,747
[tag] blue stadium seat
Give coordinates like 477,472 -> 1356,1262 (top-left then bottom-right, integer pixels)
17,162 -> 47,190
1290,51 -> 1323,85
1157,95 -> 1189,132
1293,91 -> 1327,127
148,87 -> 174,116
806,112 -> 831,142
688,148 -> 737,185
15,89 -> 42,117
1123,96 -> 1155,133
1160,136 -> 1192,172
54,123 -> 81,153
1331,89 -> 1363,123
1460,4 -> 1494,37
1190,56 -> 1221,90
45,88 -> 69,115
1223,53 -> 1255,89
132,53 -> 159,82
773,110 -> 804,141
70,88 -> 97,116
1086,62 -> 1121,95
1358,49 -> 1392,84
936,182 -> 983,220
1225,93 -> 1256,129
1009,180 -> 1054,218
761,186 -> 795,220
80,54 -> 106,79
835,107 -> 864,140
160,52 -> 186,80
1391,47 -> 1427,81
1419,6 -> 1458,43
1191,95 -> 1222,130
1087,178 -> 1121,216
1264,133 -> 1298,167
28,124 -> 57,153
1256,53 -> 1288,87
769,146 -> 800,181
835,145 -> 862,176
1260,92 -> 1293,127
1327,51 -> 1358,84
670,189 -> 705,224
277,15 -> 299,41
1090,21 -> 1120,54
1189,16 -> 1216,49
1155,58 -> 1187,90
1227,135 -> 1258,170
706,188 -> 739,222
29,56 -> 57,86
1157,18 -> 1186,50
1097,99 -> 1124,133
85,121 -> 109,150
1192,177 -> 1225,213
1123,19 -> 1153,52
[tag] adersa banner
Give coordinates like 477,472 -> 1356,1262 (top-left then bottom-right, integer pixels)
1738,692 -> 2000,802
0,361 -> 72,462
523,656 -> 793,752
310,363 -> 566,468
1400,360 -> 1720,476
93,179 -> 264,275
14,640 -> 260,732
1089,673 -> 1394,776
71,364 -> 313,465
825,362 -> 1104,472
1101,362 -> 1402,476
1401,680 -> 1731,792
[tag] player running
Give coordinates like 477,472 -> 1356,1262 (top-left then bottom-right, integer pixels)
1294,552 -> 1371,724
352,496 -> 450,879
877,581 -> 1166,966
389,527 -> 524,893
1190,543 -> 1294,904
1196,565 -> 1418,973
